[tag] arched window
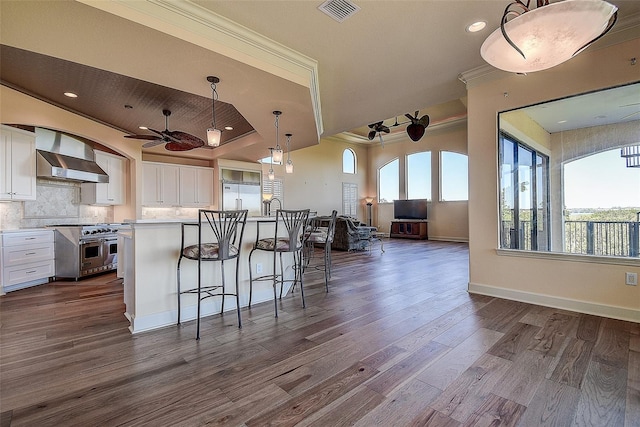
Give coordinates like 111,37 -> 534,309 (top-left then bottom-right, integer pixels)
343,148 -> 356,174
378,158 -> 399,203
407,151 -> 431,200
440,151 -> 469,201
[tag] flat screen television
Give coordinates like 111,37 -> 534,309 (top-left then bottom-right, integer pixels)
393,199 -> 428,220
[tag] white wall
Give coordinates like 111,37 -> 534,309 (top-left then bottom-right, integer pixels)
466,39 -> 640,322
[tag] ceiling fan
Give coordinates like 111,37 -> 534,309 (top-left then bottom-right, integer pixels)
404,111 -> 430,142
124,109 -> 205,151
368,121 -> 390,143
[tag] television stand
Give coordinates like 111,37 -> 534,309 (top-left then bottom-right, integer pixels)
390,220 -> 428,240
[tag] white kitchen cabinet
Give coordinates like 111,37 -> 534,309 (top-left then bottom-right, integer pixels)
142,162 -> 180,206
179,165 -> 213,207
81,151 -> 126,205
1,230 -> 55,294
0,125 -> 37,201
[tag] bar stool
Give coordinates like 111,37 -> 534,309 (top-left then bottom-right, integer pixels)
304,210 -> 337,292
177,209 -> 248,340
248,209 -> 309,317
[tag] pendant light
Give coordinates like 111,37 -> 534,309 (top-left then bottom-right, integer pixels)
268,147 -> 275,180
285,133 -> 294,174
481,0 -> 618,73
206,76 -> 221,147
272,111 -> 283,163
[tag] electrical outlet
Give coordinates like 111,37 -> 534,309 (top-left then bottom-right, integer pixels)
625,272 -> 638,286
256,263 -> 263,274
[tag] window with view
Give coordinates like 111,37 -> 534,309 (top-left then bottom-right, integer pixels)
499,133 -> 550,251
378,158 -> 399,203
407,152 -> 431,200
343,148 -> 356,174
440,151 -> 468,201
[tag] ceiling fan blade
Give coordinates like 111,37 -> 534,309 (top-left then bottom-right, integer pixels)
164,141 -> 197,151
167,131 -> 205,148
368,130 -> 376,140
381,126 -> 390,133
369,121 -> 383,129
147,128 -> 166,137
414,110 -> 420,118
404,113 -> 415,122
418,115 -> 430,127
141,139 -> 166,148
124,134 -> 160,141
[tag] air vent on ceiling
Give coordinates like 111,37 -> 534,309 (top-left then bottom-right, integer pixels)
318,0 -> 360,23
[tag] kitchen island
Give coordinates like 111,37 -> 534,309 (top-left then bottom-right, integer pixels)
121,217 -> 296,334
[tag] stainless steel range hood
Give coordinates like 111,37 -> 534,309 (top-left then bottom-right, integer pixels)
35,128 -> 109,183
36,150 -> 108,183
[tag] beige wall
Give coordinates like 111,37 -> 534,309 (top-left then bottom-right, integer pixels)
466,39 -> 640,321
270,139 -> 370,221
366,122 -> 469,240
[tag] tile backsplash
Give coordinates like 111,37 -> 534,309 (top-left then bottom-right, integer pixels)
0,179 -> 113,230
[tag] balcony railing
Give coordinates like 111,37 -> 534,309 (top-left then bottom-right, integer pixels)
565,221 -> 639,257
501,220 -> 640,257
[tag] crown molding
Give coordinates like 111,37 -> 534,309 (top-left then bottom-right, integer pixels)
77,0 -> 323,139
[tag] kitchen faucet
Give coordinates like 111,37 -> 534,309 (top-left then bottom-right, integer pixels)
263,197 -> 282,216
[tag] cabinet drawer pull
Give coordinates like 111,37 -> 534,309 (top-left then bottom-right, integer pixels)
25,252 -> 36,255
25,237 -> 37,240
26,270 -> 37,274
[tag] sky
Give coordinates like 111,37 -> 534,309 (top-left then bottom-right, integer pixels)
564,148 -> 640,209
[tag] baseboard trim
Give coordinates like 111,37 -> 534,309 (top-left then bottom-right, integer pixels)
468,282 -> 640,323
429,236 -> 469,243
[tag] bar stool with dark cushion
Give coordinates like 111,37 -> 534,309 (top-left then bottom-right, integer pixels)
304,210 -> 338,292
177,209 -> 248,340
248,209 -> 309,317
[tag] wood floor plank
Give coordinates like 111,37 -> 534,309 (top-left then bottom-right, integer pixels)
516,379 -> 580,426
576,314 -> 602,343
573,360 -> 628,426
244,361 -> 378,426
529,312 -> 578,356
487,322 -> 541,361
549,338 -> 594,388
625,350 -> 640,427
300,385 -> 386,427
462,393 -> 526,427
365,340 -> 450,396
417,328 -> 504,391
492,350 -> 556,406
353,378 -> 442,426
592,326 -> 630,369
429,353 -> 513,422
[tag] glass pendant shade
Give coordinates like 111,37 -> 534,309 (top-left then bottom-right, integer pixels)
285,159 -> 294,173
481,0 -> 617,73
272,148 -> 283,163
268,169 -> 275,180
206,128 -> 221,147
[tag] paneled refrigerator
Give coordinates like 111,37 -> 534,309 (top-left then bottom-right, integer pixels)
221,182 -> 261,216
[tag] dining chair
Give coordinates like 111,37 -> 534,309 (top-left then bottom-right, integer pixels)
304,210 -> 338,292
177,209 -> 248,339
248,209 -> 310,317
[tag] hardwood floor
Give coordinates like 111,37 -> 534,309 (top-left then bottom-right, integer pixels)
1,239 -> 638,426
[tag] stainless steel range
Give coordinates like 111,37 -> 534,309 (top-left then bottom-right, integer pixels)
49,224 -> 129,280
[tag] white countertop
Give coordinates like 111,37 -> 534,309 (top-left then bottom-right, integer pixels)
1,228 -> 52,233
124,216 -> 277,225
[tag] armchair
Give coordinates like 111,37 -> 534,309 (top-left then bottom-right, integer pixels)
332,216 -> 376,251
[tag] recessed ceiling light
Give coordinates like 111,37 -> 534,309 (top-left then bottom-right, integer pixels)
224,126 -> 234,131
466,21 -> 487,33
557,120 -> 567,124
63,92 -> 78,98
139,126 -> 148,130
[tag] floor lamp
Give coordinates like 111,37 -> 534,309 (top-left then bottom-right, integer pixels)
365,197 -> 374,227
